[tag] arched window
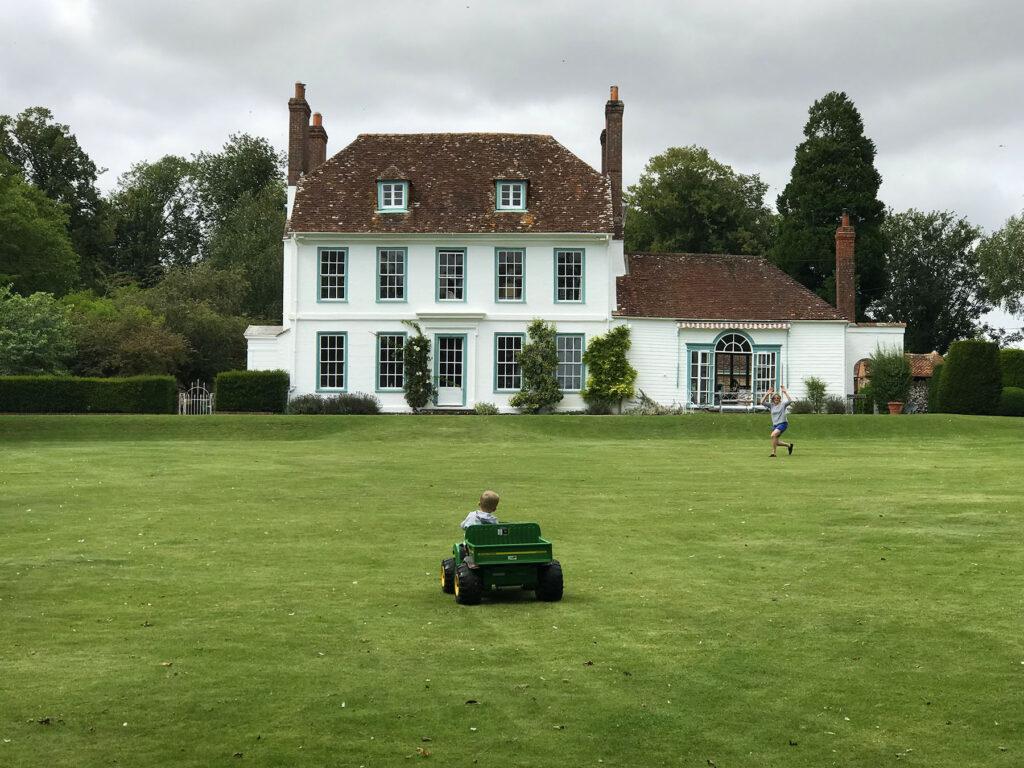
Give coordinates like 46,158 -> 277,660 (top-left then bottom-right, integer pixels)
715,333 -> 752,393
853,358 -> 870,393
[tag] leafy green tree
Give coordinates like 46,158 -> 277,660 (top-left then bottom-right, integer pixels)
873,209 -> 985,353
0,285 -> 75,374
206,185 -> 285,321
510,319 -> 563,413
771,92 -> 886,317
401,322 -> 434,411
625,146 -> 774,255
581,325 -> 637,413
0,159 -> 79,295
62,291 -> 187,377
134,263 -> 249,383
977,211 -> 1024,314
0,107 -> 112,287
193,134 -> 285,235
107,156 -> 200,283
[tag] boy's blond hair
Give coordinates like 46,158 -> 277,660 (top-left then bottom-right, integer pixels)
479,490 -> 500,513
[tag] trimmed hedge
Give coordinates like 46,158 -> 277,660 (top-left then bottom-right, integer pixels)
287,392 -> 381,415
0,375 -> 177,413
1001,349 -> 1024,389
215,370 -> 290,413
938,340 -> 1002,415
999,387 -> 1024,417
927,363 -> 944,413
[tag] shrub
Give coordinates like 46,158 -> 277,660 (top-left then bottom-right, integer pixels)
288,394 -> 325,414
855,383 -> 876,414
474,402 -> 499,415
581,325 -> 637,413
402,322 -> 434,411
510,319 -> 563,413
940,340 -> 1002,415
824,395 -> 847,414
626,390 -> 685,415
788,399 -> 815,414
928,363 -> 944,413
321,393 -> 381,415
0,375 -> 176,413
0,286 -> 75,374
868,346 -> 912,405
999,387 -> 1024,417
214,369 -> 289,413
803,376 -> 827,413
1001,349 -> 1024,389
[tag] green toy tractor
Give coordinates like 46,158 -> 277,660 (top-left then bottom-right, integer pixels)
440,523 -> 563,605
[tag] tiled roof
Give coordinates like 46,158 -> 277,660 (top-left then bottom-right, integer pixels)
906,351 -> 944,378
615,252 -> 846,321
288,133 -> 613,234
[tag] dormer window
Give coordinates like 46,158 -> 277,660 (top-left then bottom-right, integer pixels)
496,180 -> 527,211
378,180 -> 408,212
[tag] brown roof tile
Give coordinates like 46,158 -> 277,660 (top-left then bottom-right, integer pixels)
615,252 -> 846,321
906,351 -> 944,378
289,133 -> 612,234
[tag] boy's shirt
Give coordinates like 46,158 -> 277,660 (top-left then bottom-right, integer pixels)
770,397 -> 791,425
461,510 -> 499,529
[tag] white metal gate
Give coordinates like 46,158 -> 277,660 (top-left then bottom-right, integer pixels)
178,381 -> 215,415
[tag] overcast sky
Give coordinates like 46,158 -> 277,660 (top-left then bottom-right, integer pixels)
2,0 -> 1022,328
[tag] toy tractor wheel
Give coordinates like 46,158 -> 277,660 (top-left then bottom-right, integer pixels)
535,560 -> 563,602
454,563 -> 483,605
440,558 -> 456,594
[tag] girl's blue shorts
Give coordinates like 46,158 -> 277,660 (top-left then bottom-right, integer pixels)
772,422 -> 788,434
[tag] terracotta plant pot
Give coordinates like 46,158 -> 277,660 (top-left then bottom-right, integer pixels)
887,401 -> 904,415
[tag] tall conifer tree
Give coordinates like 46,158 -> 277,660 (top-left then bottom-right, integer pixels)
771,92 -> 885,318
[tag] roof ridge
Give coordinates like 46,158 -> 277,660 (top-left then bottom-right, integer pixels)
354,132 -> 557,138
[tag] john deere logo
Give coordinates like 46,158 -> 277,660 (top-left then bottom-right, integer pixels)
507,554 -> 517,561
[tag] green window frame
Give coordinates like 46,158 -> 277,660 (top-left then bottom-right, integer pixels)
686,344 -> 714,406
376,247 -> 407,302
555,333 -> 585,391
376,332 -> 407,392
495,180 -> 527,211
377,180 -> 408,212
316,331 -> 348,393
493,333 -> 525,392
436,247 -> 467,302
317,247 -> 348,302
554,248 -> 585,303
494,247 -> 526,302
752,345 -> 782,401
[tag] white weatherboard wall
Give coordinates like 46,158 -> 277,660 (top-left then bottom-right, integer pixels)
249,232 -> 623,412
785,321 -> 848,399
621,319 -> 684,406
845,325 -> 905,393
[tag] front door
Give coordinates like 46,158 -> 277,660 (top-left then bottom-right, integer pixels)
436,335 -> 466,406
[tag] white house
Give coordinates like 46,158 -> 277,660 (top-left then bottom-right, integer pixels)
246,83 -> 903,411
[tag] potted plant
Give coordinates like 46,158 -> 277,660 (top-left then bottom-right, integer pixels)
867,347 -> 912,415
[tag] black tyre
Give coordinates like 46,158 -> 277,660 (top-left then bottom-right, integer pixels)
440,558 -> 455,594
454,563 -> 483,605
535,560 -> 563,602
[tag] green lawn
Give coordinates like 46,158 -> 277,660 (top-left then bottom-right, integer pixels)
1,414 -> 1022,767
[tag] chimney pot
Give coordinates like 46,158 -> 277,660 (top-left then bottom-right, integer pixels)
294,82 -> 306,99
610,85 -> 619,101
312,112 -> 322,127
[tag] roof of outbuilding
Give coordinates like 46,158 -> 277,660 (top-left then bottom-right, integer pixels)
906,351 -> 944,378
615,252 -> 847,321
288,133 -> 613,235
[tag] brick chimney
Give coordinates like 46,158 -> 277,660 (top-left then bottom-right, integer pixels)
835,209 -> 856,321
308,112 -> 328,172
603,85 -> 624,240
288,82 -> 311,186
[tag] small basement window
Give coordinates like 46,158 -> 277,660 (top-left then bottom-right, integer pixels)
378,181 -> 408,212
496,180 -> 527,211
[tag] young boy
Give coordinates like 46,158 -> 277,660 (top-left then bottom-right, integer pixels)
460,490 -> 500,529
760,386 -> 794,458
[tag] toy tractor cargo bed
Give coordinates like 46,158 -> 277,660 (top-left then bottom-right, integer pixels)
464,523 -> 553,566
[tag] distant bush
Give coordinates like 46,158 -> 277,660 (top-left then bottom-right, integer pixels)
0,375 -> 176,413
824,395 -> 847,414
868,347 -> 912,405
474,402 -> 499,415
940,340 -> 1002,415
288,392 -> 381,415
999,387 -> 1024,417
322,393 -> 381,415
626,390 -> 686,415
788,399 -> 815,414
215,369 -> 289,413
928,363 -> 944,413
1001,349 -> 1024,389
803,377 -> 827,413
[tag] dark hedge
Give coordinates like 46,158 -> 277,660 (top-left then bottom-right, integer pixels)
1000,349 -> 1024,389
214,370 -> 290,413
938,340 -> 1002,415
999,387 -> 1024,417
0,376 -> 177,413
